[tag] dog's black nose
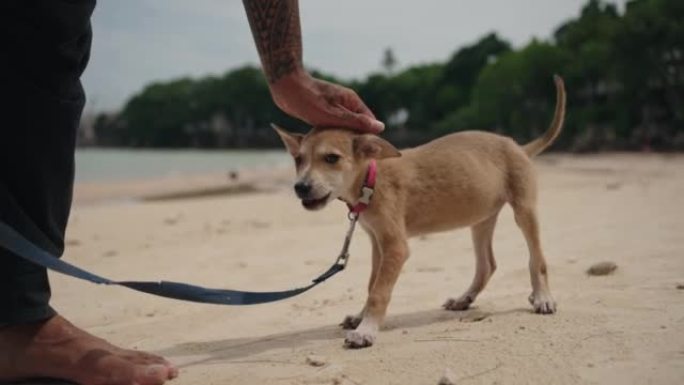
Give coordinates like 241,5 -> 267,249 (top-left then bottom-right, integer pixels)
294,182 -> 312,197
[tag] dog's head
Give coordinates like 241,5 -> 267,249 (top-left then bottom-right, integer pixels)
273,125 -> 400,211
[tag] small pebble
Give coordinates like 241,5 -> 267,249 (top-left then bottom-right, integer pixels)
676,283 -> 684,290
438,368 -> 456,385
587,261 -> 618,276
102,250 -> 118,257
306,354 -> 327,367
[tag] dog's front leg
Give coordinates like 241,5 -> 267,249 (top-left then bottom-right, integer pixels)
345,231 -> 408,349
341,233 -> 381,330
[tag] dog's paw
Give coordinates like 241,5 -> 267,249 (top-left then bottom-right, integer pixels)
442,295 -> 473,311
529,292 -> 556,314
340,314 -> 363,330
344,329 -> 376,349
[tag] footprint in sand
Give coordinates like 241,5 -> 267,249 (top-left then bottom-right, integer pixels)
247,220 -> 270,229
66,239 -> 81,247
164,217 -> 179,225
416,266 -> 444,273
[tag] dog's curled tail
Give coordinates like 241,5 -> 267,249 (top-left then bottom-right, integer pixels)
523,75 -> 566,157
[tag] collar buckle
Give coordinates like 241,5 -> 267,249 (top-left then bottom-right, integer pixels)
347,159 -> 377,216
358,186 -> 374,205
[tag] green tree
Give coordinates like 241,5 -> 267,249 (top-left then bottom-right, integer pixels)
437,41 -> 569,143
108,0 -> 683,151
612,0 -> 684,148
381,47 -> 398,74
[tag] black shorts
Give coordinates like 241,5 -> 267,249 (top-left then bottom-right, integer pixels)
0,0 -> 95,324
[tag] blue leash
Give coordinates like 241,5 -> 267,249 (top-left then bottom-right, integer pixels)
0,215 -> 357,305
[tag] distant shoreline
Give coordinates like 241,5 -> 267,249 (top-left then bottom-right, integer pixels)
74,149 -> 291,205
74,147 -> 290,183
73,161 -> 293,206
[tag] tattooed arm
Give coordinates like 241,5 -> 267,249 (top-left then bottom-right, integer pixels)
242,0 -> 302,83
243,0 -> 384,133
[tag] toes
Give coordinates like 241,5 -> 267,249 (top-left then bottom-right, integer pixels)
118,351 -> 177,384
340,315 -> 362,330
168,366 -> 179,379
134,364 -> 174,385
530,293 -> 557,314
442,296 -> 472,311
534,301 -> 557,314
344,331 -> 375,349
119,349 -> 177,379
120,350 -> 170,366
82,352 -> 137,385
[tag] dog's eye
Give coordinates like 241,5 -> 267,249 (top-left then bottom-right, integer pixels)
294,155 -> 303,167
324,154 -> 340,164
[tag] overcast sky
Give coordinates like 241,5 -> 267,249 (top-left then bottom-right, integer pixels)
81,0 -> 627,113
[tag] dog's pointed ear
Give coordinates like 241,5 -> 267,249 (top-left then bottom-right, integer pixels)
272,124 -> 303,156
353,134 -> 401,159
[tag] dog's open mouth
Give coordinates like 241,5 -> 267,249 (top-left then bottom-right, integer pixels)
301,193 -> 331,210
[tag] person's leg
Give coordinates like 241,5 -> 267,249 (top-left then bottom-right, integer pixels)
0,0 -> 90,329
0,1 -> 177,383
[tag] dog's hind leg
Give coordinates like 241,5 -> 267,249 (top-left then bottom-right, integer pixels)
512,203 -> 556,314
341,233 -> 381,330
443,213 -> 499,311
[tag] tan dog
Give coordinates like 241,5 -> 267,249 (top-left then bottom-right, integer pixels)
274,76 -> 566,349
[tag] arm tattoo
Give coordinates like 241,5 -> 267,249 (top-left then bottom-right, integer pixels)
243,0 -> 303,84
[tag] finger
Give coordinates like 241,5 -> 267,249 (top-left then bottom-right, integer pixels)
330,105 -> 385,134
340,90 -> 377,119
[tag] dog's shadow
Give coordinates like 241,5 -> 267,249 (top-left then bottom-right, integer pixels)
156,307 -> 531,368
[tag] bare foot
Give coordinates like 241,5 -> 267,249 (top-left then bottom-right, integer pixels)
0,315 -> 178,385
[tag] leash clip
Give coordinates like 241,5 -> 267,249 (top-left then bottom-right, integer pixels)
336,212 -> 358,269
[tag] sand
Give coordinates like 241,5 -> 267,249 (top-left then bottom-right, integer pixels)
53,154 -> 684,385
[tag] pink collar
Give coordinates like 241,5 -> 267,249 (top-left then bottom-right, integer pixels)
348,159 -> 377,216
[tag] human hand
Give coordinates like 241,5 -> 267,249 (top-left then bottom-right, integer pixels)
269,70 -> 384,134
